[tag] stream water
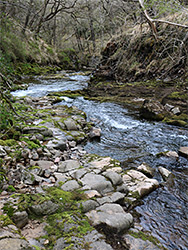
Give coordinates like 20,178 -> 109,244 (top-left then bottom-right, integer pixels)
12,72 -> 188,250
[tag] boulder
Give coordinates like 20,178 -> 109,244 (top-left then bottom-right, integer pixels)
81,200 -> 99,213
103,171 -> 123,186
123,170 -> 159,198
64,118 -> 78,131
60,180 -> 80,192
58,160 -> 81,173
86,204 -> 133,233
12,211 -> 28,229
89,127 -> 101,139
80,173 -> 114,194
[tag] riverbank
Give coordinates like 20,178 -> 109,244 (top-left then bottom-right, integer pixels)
83,79 -> 188,127
0,92 -> 178,250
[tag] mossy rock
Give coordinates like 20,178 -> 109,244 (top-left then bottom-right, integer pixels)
163,118 -> 187,127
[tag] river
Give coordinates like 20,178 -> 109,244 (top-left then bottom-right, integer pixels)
12,72 -> 188,250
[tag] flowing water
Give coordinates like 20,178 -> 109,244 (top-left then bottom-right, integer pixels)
12,72 -> 188,250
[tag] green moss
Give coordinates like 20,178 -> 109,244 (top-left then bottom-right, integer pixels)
0,139 -> 17,146
3,203 -> 15,217
128,231 -> 167,249
32,246 -> 41,250
20,137 -> 41,149
167,91 -> 188,100
0,214 -> 14,227
7,185 -> 16,192
162,118 -> 187,127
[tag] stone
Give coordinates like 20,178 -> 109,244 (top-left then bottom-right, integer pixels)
80,173 -> 114,195
84,230 -> 113,250
29,200 -> 59,216
178,147 -> 188,158
71,169 -> 88,180
122,170 -> 159,198
54,173 -> 71,183
12,211 -> 28,229
96,196 -> 111,205
0,146 -> 6,157
58,160 -> 81,173
64,118 -> 78,131
171,107 -> 181,115
103,171 -> 123,186
22,126 -> 53,137
81,200 -> 99,213
84,190 -> 101,199
53,140 -> 67,151
137,163 -> 154,178
30,160 -> 55,170
86,204 -> 133,233
110,192 -> 125,204
44,169 -> 51,178
140,99 -> 166,121
158,166 -> 172,181
164,103 -> 174,111
31,151 -> 39,160
20,169 -> 37,185
89,127 -> 101,139
0,238 -> 32,250
90,241 -> 113,250
89,157 -> 112,171
123,234 -> 161,250
0,228 -> 20,239
116,183 -> 129,195
166,151 -> 179,158
61,180 -> 80,191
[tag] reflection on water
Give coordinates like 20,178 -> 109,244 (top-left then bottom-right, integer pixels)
12,72 -> 188,250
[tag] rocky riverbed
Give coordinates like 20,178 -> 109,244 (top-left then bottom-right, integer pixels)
1,94 -> 187,250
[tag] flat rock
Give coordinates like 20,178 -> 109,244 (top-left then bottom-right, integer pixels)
178,147 -> 188,158
31,160 -> 55,170
86,204 -> 133,233
23,126 -> 53,137
58,160 -> 80,173
64,118 -> 78,131
80,173 -> 114,194
123,170 -> 159,198
124,234 -> 160,250
0,238 -> 32,250
89,157 -> 112,171
61,180 -> 80,191
103,171 -> 123,186
81,200 -> 99,213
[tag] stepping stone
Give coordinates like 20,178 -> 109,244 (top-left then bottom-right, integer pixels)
86,203 -> 133,233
